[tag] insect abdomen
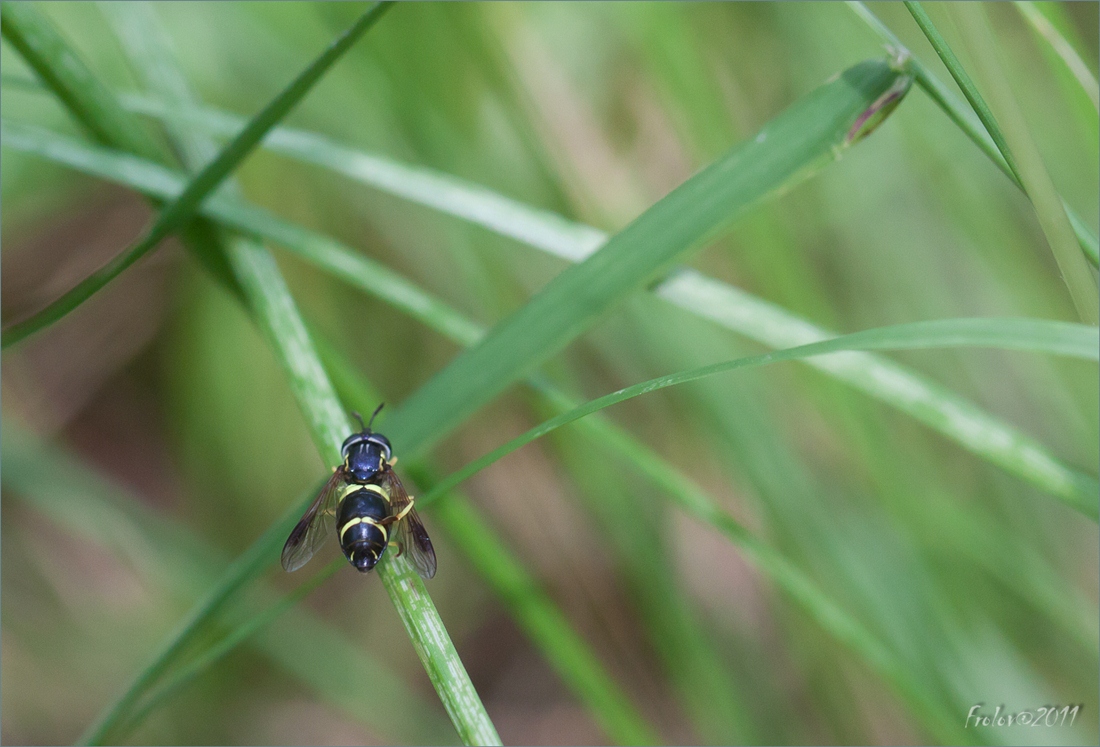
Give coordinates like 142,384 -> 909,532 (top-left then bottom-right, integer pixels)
336,485 -> 389,573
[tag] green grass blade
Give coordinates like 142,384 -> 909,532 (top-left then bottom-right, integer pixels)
76,483 -> 315,745
13,60 -> 1086,271
903,1 -> 1020,182
1014,1 -> 1099,113
114,559 -> 344,739
96,1 -> 226,172
0,2 -> 393,348
225,235 -> 500,747
8,114 -> 1092,736
389,57 -> 911,458
940,2 -> 1099,324
846,1 -> 1099,267
6,7 -> 498,743
6,118 -> 1093,513
654,273 -> 1099,507
2,430 -> 457,746
317,337 -> 664,745
425,494 -> 662,744
419,317 -> 1099,520
904,1 -> 1100,303
0,1 -> 165,161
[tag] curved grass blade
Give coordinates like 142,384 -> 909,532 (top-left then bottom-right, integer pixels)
76,480 -> 319,745
0,5 -> 245,299
419,318 -> 1099,519
5,119 -> 1094,512
846,1 -> 1099,267
388,57 -> 912,458
0,1 -> 393,348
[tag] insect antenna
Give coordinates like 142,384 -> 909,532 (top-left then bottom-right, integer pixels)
367,402 -> 385,430
351,411 -> 367,432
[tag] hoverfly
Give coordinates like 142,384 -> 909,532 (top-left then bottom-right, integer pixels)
281,404 -> 436,578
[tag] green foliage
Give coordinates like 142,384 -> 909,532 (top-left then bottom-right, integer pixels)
3,3 -> 1096,746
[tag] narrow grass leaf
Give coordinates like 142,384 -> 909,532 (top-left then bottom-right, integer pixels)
389,58 -> 911,458
0,1 -> 165,161
6,119 -> 1093,512
77,483 -> 314,745
903,1 -> 1020,181
225,228 -> 500,747
419,318 -> 1099,520
8,7 -> 499,744
0,4 -> 246,299
318,337 -> 663,745
0,2 -> 393,348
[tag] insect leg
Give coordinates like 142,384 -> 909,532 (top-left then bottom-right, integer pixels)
381,495 -> 415,526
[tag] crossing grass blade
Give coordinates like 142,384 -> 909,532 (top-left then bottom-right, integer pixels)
0,2 -> 166,161
902,1 -> 1020,183
6,117 -> 1094,510
227,239 -> 501,746
385,57 -> 911,459
316,342 -> 662,745
3,7 -> 499,745
110,558 -> 343,741
6,36 -> 1091,743
11,59 -> 1097,268
0,1 -> 393,348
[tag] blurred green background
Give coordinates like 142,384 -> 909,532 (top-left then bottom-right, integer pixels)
2,2 -> 1097,745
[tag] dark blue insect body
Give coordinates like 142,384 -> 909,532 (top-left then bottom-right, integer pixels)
281,404 -> 437,579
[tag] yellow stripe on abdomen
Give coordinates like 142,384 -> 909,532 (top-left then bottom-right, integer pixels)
339,516 -> 389,542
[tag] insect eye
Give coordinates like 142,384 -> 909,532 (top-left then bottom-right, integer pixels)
367,433 -> 391,452
341,433 -> 366,457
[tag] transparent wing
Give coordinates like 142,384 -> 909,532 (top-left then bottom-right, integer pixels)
281,469 -> 343,572
379,468 -> 437,580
